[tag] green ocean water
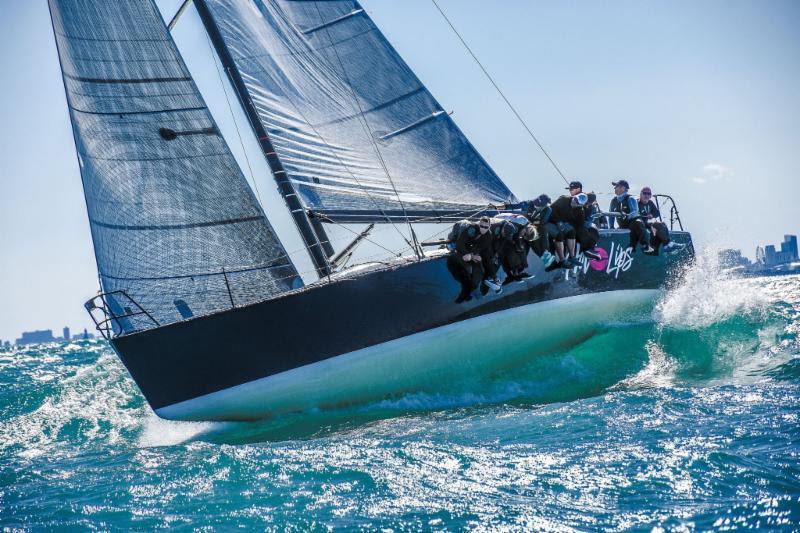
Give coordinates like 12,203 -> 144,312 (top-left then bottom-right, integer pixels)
1,259 -> 799,530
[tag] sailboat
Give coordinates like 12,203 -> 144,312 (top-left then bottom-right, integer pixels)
49,0 -> 694,421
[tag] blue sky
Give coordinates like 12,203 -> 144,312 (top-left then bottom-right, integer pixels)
1,0 -> 799,342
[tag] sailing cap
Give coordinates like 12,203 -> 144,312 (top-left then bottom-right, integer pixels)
571,193 -> 588,206
612,179 -> 630,190
566,180 -> 583,190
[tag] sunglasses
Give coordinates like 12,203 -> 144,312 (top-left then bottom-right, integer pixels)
479,225 -> 490,230
641,192 -> 652,196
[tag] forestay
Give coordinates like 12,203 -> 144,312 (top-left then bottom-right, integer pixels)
200,0 -> 517,223
49,0 -> 302,334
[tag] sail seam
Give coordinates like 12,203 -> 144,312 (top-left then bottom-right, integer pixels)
100,262 -> 290,282
249,85 -> 426,131
90,215 -> 264,231
232,27 -> 376,61
69,89 -> 199,100
69,105 -> 207,116
54,31 -> 170,44
64,73 -> 192,85
313,87 -> 426,128
80,152 -> 229,163
302,8 -> 364,34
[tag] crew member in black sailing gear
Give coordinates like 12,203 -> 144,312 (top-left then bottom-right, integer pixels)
521,195 -> 558,270
485,218 -> 521,290
565,181 -> 602,261
498,194 -> 558,270
492,218 -> 531,284
608,180 -> 655,253
446,216 -> 493,303
638,186 -> 685,255
549,191 -> 589,268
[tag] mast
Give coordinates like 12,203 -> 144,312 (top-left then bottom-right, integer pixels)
193,0 -> 333,277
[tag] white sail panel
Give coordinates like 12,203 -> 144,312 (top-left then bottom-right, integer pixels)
49,0 -> 303,333
202,0 -> 517,221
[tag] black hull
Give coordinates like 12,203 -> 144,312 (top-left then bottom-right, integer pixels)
111,230 -> 693,420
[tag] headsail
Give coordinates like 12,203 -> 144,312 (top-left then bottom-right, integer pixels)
196,0 -> 517,223
49,0 -> 302,334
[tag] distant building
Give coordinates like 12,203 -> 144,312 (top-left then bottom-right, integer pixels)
15,330 -> 55,346
765,245 -> 778,265
2,341 -> 10,350
63,326 -> 71,342
764,244 -> 795,266
781,235 -> 798,261
72,328 -> 95,341
756,246 -> 765,265
755,234 -> 799,269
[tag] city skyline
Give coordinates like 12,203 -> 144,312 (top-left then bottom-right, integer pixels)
2,0 -> 799,341
1,324 -> 95,348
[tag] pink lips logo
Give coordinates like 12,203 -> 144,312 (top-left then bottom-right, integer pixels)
589,247 -> 609,271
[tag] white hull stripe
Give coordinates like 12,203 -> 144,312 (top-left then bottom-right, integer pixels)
156,289 -> 658,421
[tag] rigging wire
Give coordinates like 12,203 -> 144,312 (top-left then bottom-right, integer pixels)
312,2 -> 423,259
245,0 -> 421,262
202,28 -> 265,207
430,0 -> 570,185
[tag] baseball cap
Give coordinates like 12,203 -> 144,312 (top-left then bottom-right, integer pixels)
566,180 -> 583,190
612,179 -> 630,190
641,186 -> 652,194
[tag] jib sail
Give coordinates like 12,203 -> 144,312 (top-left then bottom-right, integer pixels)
195,0 -> 517,223
49,0 -> 302,334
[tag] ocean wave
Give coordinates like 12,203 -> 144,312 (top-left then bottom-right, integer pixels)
654,245 -> 773,329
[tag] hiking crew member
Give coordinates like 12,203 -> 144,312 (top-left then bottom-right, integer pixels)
489,218 -> 519,284
446,216 -> 493,303
638,187 -> 685,254
492,214 -> 534,283
550,192 -> 589,268
608,180 -> 654,253
518,224 -> 540,274
523,195 -> 558,270
566,181 -> 602,261
500,195 -> 558,270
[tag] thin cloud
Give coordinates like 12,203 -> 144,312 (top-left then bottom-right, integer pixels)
691,163 -> 733,185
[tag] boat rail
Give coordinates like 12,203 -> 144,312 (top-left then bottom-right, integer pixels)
85,290 -> 160,341
594,194 -> 686,232
653,194 -> 685,231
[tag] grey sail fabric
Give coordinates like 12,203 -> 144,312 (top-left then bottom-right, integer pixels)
201,0 -> 517,222
49,0 -> 303,335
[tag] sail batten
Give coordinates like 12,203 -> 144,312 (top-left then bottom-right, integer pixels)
199,0 -> 517,222
302,8 -> 364,34
49,0 -> 303,335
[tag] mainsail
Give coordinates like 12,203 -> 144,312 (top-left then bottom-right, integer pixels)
49,0 -> 303,333
196,0 -> 517,223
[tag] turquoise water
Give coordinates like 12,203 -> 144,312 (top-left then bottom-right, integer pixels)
2,262 -> 799,530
